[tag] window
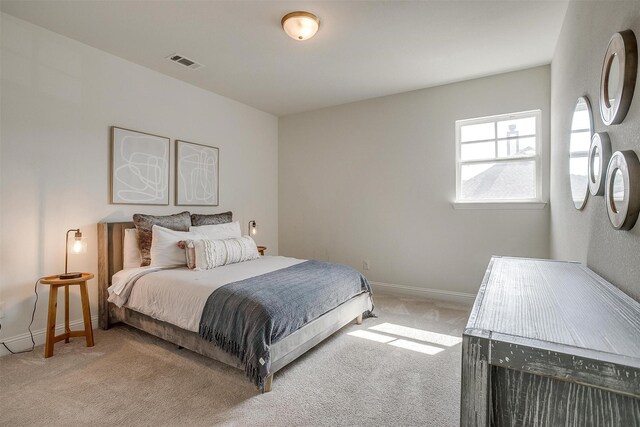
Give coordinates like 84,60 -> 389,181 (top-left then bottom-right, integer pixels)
455,110 -> 542,205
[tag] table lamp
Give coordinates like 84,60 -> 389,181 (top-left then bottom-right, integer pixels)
59,228 -> 87,279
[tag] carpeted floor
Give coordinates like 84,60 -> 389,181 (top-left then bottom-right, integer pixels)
0,294 -> 471,426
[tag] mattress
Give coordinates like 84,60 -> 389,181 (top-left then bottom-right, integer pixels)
110,256 -> 305,332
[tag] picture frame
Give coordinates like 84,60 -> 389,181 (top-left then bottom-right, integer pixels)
110,126 -> 170,205
175,140 -> 219,206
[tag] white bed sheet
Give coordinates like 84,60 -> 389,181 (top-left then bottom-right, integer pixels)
115,256 -> 305,333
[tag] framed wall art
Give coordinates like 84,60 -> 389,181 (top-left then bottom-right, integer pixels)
175,140 -> 219,206
110,126 -> 170,205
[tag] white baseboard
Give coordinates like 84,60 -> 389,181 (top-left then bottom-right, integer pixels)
0,315 -> 99,357
370,281 -> 476,306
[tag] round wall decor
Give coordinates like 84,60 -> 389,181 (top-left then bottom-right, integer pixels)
588,132 -> 612,196
605,150 -> 640,230
599,30 -> 638,125
569,96 -> 593,210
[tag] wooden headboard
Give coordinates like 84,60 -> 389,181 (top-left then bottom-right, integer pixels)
97,221 -> 134,329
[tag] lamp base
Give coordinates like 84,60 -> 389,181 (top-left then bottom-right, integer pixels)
59,272 -> 82,280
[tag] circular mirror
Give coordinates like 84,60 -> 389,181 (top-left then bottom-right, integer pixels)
611,169 -> 625,212
600,30 -> 638,125
606,54 -> 620,108
588,132 -> 612,196
605,150 -> 640,230
569,96 -> 593,209
591,146 -> 601,181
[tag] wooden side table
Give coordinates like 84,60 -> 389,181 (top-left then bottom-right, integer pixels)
257,245 -> 267,256
40,273 -> 95,358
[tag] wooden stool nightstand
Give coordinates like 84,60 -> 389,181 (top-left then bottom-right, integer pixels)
40,273 -> 95,358
257,245 -> 267,256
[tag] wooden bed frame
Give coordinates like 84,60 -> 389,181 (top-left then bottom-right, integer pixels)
97,222 -> 370,392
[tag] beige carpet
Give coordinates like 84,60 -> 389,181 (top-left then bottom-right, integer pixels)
0,294 -> 470,426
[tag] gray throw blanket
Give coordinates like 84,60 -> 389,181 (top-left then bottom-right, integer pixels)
199,260 -> 373,389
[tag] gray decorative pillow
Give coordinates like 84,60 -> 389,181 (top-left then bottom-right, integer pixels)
133,211 -> 191,266
190,211 -> 233,227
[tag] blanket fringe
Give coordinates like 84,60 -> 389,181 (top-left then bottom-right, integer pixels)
200,287 -> 377,390
200,325 -> 265,389
364,291 -> 378,318
363,310 -> 377,319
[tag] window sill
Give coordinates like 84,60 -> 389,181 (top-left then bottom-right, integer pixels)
451,201 -> 548,210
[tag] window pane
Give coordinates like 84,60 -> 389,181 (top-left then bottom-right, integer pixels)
570,156 -> 588,177
460,122 -> 494,142
569,130 -> 591,153
460,141 -> 495,161
460,160 -> 536,200
497,137 -> 536,158
497,117 -> 536,138
571,108 -> 591,131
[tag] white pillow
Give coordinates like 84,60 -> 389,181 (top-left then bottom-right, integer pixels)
190,221 -> 241,241
150,225 -> 201,267
189,236 -> 259,270
123,228 -> 142,268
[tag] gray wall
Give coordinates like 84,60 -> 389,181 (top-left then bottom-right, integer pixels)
279,66 -> 551,296
550,1 -> 640,300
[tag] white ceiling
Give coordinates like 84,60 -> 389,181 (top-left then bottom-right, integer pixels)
0,1 -> 569,116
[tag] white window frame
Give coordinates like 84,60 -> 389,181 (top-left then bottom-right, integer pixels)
453,110 -> 546,209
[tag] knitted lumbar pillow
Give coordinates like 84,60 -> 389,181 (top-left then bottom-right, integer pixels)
183,236 -> 259,270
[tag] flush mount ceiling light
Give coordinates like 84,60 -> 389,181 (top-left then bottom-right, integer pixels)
281,11 -> 320,41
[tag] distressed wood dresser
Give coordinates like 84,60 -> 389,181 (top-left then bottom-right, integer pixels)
461,256 -> 640,426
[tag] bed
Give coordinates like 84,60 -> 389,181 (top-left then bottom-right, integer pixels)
97,221 -> 372,392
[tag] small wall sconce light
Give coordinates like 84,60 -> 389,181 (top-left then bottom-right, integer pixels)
281,11 -> 320,41
248,220 -> 258,237
59,228 -> 87,279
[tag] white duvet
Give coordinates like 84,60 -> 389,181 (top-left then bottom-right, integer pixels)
108,256 -> 305,332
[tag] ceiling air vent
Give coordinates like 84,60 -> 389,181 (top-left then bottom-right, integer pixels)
166,53 -> 203,70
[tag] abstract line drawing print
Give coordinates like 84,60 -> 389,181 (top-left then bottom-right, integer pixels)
176,141 -> 219,206
111,127 -> 169,205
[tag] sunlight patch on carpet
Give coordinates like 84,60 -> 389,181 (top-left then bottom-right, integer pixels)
370,323 -> 462,347
347,330 -> 395,343
347,322 -> 461,355
387,339 -> 443,355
